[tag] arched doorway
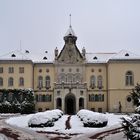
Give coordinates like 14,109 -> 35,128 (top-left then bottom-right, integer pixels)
65,94 -> 76,115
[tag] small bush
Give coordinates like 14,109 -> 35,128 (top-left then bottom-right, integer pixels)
77,109 -> 108,128
28,109 -> 63,128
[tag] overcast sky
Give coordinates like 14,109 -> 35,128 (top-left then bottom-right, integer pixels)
0,0 -> 140,56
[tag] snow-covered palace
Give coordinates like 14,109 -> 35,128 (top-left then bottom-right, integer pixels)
0,25 -> 140,114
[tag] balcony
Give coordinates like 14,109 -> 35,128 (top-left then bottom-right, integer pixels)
54,82 -> 87,89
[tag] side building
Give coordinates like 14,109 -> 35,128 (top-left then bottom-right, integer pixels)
0,26 -> 140,113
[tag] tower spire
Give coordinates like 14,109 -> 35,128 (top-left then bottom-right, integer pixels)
69,14 -> 71,27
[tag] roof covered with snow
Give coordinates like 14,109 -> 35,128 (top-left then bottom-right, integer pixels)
0,49 -> 140,64
86,50 -> 140,63
0,49 -> 54,63
110,50 -> 140,60
86,52 -> 116,63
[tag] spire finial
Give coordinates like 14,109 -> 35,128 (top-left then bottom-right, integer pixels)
69,14 -> 71,27
20,40 -> 22,51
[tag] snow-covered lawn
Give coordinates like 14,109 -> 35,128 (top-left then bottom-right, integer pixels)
6,112 -> 128,135
0,134 -> 8,140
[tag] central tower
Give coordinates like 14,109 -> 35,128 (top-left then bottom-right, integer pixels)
54,19 -> 87,114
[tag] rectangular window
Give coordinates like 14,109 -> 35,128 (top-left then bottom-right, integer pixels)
19,67 -> 24,73
9,67 -> 14,73
0,67 -> 3,73
98,108 -> 102,113
91,108 -> 95,112
36,95 -> 38,102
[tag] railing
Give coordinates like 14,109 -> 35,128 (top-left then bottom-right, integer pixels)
54,82 -> 87,89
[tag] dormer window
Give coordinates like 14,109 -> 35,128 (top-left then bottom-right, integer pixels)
25,50 -> 29,53
11,54 -> 16,57
43,57 -> 47,60
125,53 -> 129,56
93,56 -> 97,60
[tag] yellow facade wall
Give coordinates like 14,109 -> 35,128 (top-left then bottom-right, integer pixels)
107,61 -> 140,112
0,61 -> 33,89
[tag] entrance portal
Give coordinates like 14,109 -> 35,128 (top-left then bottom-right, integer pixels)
65,94 -> 76,115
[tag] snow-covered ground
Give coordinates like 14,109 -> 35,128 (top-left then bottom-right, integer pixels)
0,134 -> 8,140
6,113 -> 128,136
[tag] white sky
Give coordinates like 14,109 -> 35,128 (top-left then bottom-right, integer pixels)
0,0 -> 140,56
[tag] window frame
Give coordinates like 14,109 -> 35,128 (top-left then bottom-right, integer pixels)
8,77 -> 14,87
19,67 -> 24,73
9,67 -> 14,73
0,67 -> 3,73
125,71 -> 134,86
19,77 -> 24,86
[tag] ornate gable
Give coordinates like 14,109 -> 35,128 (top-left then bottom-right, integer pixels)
55,26 -> 84,64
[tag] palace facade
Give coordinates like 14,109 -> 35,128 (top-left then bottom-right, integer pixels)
0,25 -> 140,114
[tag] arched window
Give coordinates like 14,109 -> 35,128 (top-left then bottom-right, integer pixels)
67,74 -> 73,83
75,74 -> 81,83
46,94 -> 51,102
97,75 -> 103,89
98,94 -> 102,101
95,94 -> 99,101
98,94 -> 104,101
102,94 -> 104,101
56,98 -> 62,109
0,77 -> 3,86
89,94 -> 95,101
42,95 -> 46,102
79,98 -> 84,109
125,71 -> 134,86
8,77 -> 14,87
90,75 -> 96,88
19,77 -> 24,86
38,76 -> 43,88
45,76 -> 50,88
58,73 -> 66,83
